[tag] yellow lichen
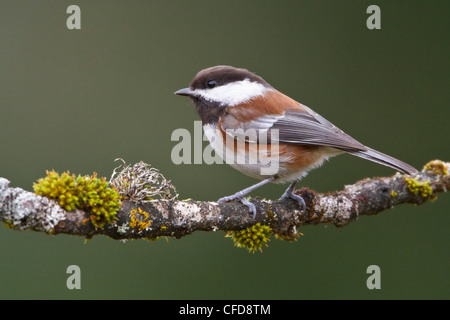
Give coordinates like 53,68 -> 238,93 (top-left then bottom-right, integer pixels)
424,160 -> 448,176
3,220 -> 14,229
405,177 -> 433,198
129,208 -> 152,231
390,190 -> 398,198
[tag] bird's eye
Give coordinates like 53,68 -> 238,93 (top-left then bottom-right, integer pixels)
206,80 -> 217,89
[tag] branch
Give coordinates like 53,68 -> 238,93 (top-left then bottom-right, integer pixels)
0,160 -> 448,243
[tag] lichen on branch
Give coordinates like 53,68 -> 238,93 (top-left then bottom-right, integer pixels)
109,158 -> 178,202
0,159 -> 448,252
33,170 -> 121,228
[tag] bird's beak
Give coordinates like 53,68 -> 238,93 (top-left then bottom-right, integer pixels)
174,87 -> 195,97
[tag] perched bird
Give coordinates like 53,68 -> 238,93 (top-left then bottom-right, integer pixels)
175,65 -> 417,217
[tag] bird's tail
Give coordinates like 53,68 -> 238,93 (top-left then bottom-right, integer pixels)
346,147 -> 417,175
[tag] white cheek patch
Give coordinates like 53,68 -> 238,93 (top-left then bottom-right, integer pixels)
194,78 -> 271,107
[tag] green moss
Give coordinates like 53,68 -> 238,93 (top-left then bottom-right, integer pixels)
226,223 -> 272,253
33,170 -> 121,228
33,171 -> 78,211
405,177 -> 433,198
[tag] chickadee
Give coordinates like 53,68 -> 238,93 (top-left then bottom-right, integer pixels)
175,65 -> 417,217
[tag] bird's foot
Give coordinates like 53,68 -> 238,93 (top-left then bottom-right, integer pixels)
218,193 -> 257,219
279,189 -> 306,212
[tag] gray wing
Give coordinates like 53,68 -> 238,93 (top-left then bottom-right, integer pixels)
269,106 -> 367,151
221,105 -> 417,175
222,105 -> 365,151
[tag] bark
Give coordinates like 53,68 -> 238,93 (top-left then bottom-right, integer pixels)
0,160 -> 448,240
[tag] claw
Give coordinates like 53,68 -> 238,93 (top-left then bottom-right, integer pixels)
279,189 -> 306,212
219,196 -> 257,219
217,178 -> 274,219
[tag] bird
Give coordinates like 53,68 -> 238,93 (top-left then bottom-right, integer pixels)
175,65 -> 417,217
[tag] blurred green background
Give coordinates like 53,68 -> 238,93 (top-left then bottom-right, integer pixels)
0,0 -> 448,299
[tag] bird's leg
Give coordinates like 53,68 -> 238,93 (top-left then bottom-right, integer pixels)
218,177 -> 274,219
279,180 -> 306,212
